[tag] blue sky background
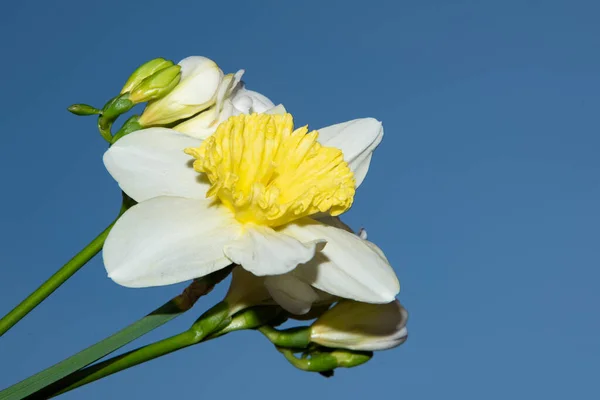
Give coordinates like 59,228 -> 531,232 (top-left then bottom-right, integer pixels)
0,0 -> 598,398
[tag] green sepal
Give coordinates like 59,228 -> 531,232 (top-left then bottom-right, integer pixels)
101,94 -> 134,120
110,115 -> 143,144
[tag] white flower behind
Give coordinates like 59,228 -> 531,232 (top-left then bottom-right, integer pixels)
172,71 -> 278,139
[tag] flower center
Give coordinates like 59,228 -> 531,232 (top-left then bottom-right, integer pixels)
185,113 -> 355,227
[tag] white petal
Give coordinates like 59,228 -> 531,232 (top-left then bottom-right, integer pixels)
175,57 -> 223,105
281,219 -> 399,303
264,104 -> 287,115
103,128 -> 209,202
223,224 -> 325,276
226,69 -> 245,97
178,56 -> 213,79
311,300 -> 408,351
171,105 -> 219,138
214,69 -> 244,121
103,196 -> 241,288
264,274 -> 320,315
317,118 -> 383,188
231,86 -> 275,114
225,267 -> 275,314
315,215 -> 354,233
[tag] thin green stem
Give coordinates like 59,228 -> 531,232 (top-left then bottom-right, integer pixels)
38,306 -> 283,399
0,195 -> 131,337
275,347 -> 373,373
60,332 -> 192,397
258,325 -> 311,348
46,302 -> 231,397
0,269 -> 232,400
48,332 -> 195,397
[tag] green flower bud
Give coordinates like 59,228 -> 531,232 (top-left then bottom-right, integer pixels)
67,103 -> 101,116
120,58 -> 174,94
128,65 -> 181,104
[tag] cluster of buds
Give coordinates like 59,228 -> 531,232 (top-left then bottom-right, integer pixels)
68,56 -> 277,143
219,266 -> 408,376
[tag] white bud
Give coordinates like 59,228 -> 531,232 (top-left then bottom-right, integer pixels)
139,56 -> 224,126
310,300 -> 408,351
172,70 -> 242,138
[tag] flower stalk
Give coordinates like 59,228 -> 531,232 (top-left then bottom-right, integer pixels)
39,306 -> 283,398
276,347 -> 373,373
0,268 -> 232,400
0,193 -> 134,337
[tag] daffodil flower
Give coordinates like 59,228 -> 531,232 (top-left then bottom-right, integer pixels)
102,113 -> 398,312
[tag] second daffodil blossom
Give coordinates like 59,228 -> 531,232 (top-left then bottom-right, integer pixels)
102,112 -> 398,310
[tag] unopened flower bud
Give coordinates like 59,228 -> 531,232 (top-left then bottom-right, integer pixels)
121,58 -> 174,94
67,103 -> 101,116
138,56 -> 223,126
129,65 -> 181,104
172,70 -> 242,138
310,300 -> 408,351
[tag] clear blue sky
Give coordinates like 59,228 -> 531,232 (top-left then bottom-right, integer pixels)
0,0 -> 598,398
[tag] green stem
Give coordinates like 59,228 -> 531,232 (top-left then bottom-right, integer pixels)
47,302 -> 232,397
0,196 -> 131,337
258,325 -> 311,348
0,269 -> 232,400
97,115 -> 113,143
275,347 -> 373,373
49,331 -> 195,397
38,306 -> 283,399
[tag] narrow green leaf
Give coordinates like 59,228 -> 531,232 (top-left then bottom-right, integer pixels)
0,301 -> 181,400
40,306 -> 284,398
0,268 -> 232,400
0,195 -> 132,338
